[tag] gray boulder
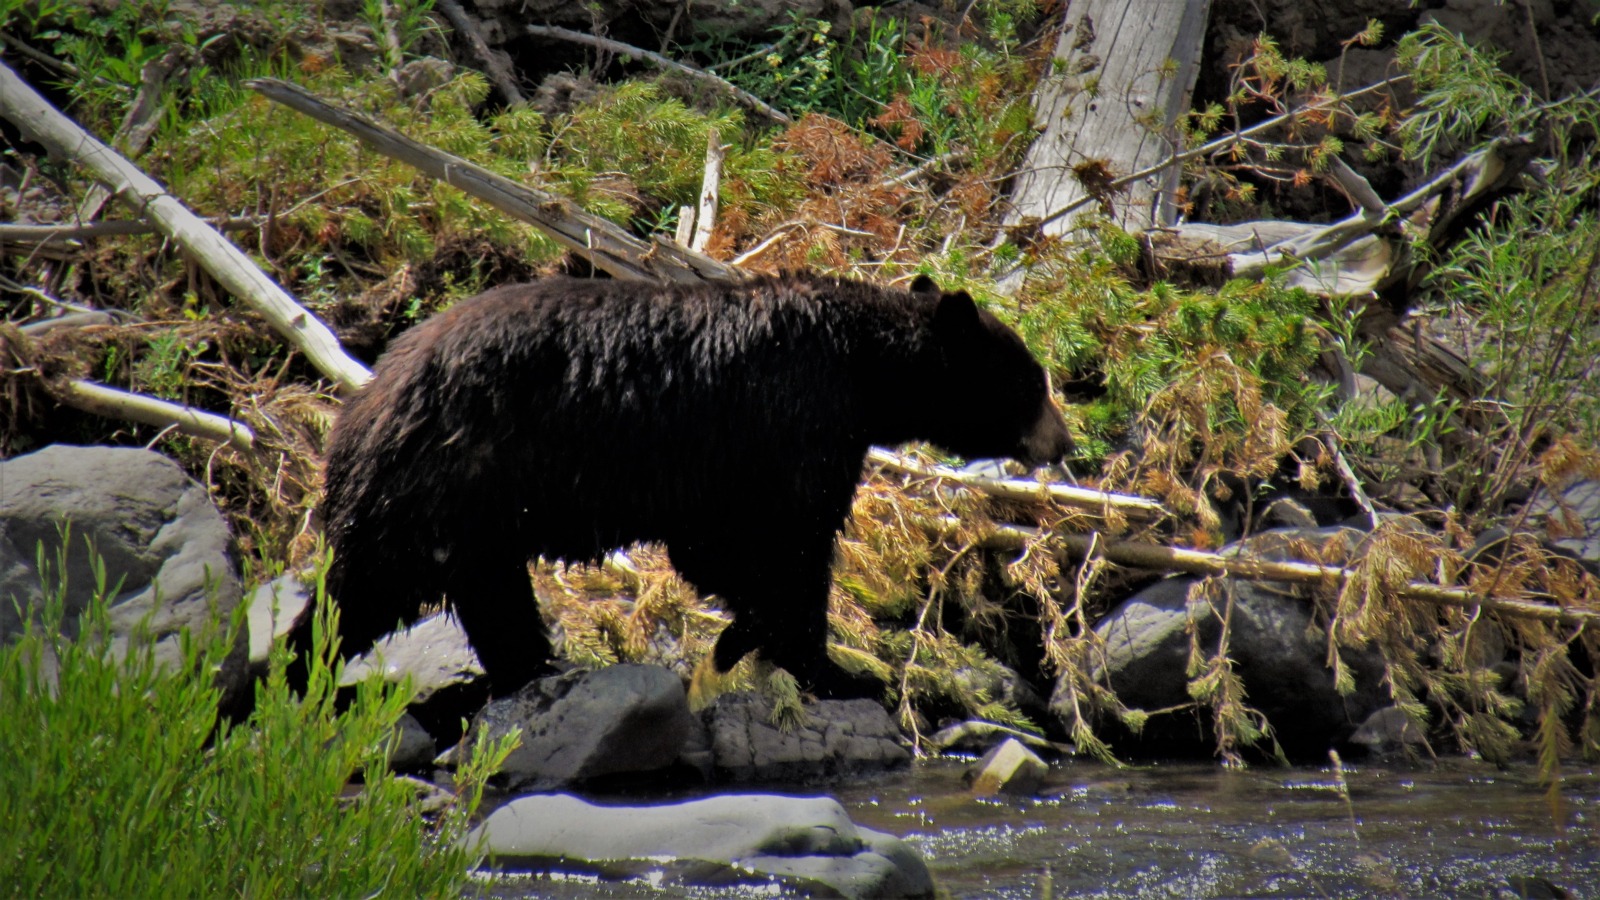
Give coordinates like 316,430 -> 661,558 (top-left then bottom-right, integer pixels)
470,792 -> 934,899
246,572 -> 313,666
1071,527 -> 1389,758
699,691 -> 911,783
458,664 -> 694,791
1527,478 -> 1600,569
0,445 -> 247,704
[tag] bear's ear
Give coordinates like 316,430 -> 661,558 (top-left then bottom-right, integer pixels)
932,289 -> 980,335
910,274 -> 941,297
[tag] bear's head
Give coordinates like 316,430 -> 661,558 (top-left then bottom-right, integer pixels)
911,275 -> 1074,469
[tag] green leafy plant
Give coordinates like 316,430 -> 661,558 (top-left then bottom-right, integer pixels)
0,541 -> 516,899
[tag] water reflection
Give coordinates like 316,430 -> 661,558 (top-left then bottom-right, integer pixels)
477,757 -> 1598,898
840,758 -> 1597,899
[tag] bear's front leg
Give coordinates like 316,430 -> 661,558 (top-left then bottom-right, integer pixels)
448,549 -> 558,694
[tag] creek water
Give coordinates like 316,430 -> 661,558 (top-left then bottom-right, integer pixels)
480,757 -> 1599,898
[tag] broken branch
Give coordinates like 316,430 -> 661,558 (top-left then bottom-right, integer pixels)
691,127 -> 723,253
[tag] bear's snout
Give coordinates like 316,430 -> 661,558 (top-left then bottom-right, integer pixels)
1017,403 -> 1074,468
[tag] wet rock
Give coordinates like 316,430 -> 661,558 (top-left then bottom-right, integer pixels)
700,691 -> 911,783
387,712 -> 437,773
469,792 -> 934,899
0,445 -> 247,706
1069,527 -> 1389,759
455,664 -> 694,791
965,737 -> 1048,796
1346,706 -> 1428,757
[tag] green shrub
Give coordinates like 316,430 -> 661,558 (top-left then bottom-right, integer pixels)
0,544 -> 514,899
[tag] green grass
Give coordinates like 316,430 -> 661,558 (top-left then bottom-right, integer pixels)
0,544 -> 515,899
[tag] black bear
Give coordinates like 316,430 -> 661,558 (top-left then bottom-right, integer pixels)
300,272 -> 1072,698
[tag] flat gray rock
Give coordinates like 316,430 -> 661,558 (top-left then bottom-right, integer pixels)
470,792 -> 934,898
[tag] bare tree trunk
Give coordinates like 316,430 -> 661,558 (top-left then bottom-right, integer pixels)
1007,0 -> 1211,236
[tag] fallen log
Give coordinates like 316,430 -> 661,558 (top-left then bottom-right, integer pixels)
245,77 -> 739,285
525,24 -> 790,125
935,516 -> 1600,628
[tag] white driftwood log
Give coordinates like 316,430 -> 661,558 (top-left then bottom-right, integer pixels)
867,448 -> 1168,520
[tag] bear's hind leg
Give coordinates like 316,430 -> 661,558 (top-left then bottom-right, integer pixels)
448,552 -> 556,694
677,535 -> 882,700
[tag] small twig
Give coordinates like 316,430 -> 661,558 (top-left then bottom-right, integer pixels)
526,24 -> 791,124
708,39 -> 785,73
728,222 -> 801,267
0,32 -> 98,84
0,276 -> 98,315
18,311 -> 118,334
879,149 -> 969,189
1316,414 -> 1379,530
0,217 -> 262,243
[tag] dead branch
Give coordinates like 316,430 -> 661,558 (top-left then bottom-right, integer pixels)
59,379 -> 255,451
0,217 -> 261,244
525,24 -> 791,125
1230,136 -> 1535,283
434,0 -> 525,105
0,61 -> 372,393
867,448 -> 1168,520
18,312 -> 118,334
245,77 -> 740,285
880,150 -> 968,190
937,516 -> 1600,628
